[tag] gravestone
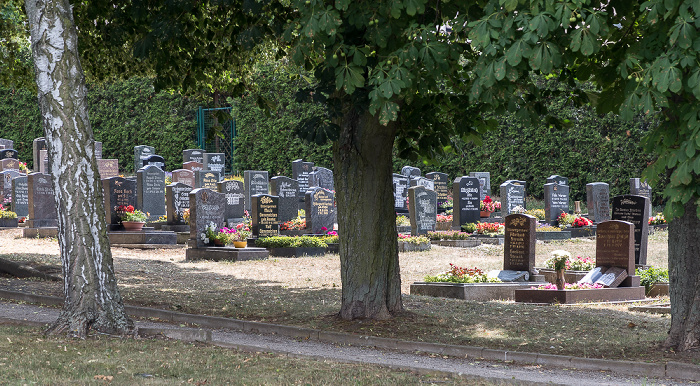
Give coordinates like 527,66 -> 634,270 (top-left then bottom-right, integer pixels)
0,138 -> 13,150
188,188 -> 226,247
217,179 -> 245,222
94,141 -> 103,159
586,182 -> 610,223
133,145 -> 155,173
469,172 -> 491,199
401,166 -> 421,178
142,154 -> 165,170
596,220 -> 635,277
392,173 -> 409,211
97,159 -> 119,179
171,169 -> 195,188
408,186 -> 437,235
32,138 -> 47,172
137,165 -> 166,220
409,177 -> 435,191
630,178 -> 653,214
452,176 -> 481,228
203,153 -> 225,178
102,177 -> 137,225
426,172 -> 449,205
183,161 -> 203,172
0,158 -> 19,172
252,194 -> 279,238
271,176 -> 299,223
544,183 -> 570,223
499,180 -> 526,215
292,159 -> 314,202
39,149 -> 48,174
11,175 -> 29,218
308,167 -> 334,191
183,149 -> 204,164
195,170 -> 220,189
1,171 -> 21,206
546,175 -> 569,187
503,214 -> 537,272
0,149 -> 18,160
305,187 -> 335,234
166,183 -> 192,225
611,195 -> 650,265
27,173 -> 57,228
244,170 -> 269,211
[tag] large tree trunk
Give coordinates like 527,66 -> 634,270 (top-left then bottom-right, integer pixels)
665,200 -> 700,350
334,107 -> 403,320
25,0 -> 134,337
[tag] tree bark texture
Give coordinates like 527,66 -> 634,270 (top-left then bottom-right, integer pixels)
666,200 -> 700,351
25,0 -> 134,337
334,107 -> 403,320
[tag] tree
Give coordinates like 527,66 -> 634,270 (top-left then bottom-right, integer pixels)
0,0 -> 33,88
24,0 -> 134,337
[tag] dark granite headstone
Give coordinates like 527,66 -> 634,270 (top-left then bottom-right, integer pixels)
27,173 -> 57,228
503,214 -> 536,272
11,175 -> 28,218
586,182 -> 610,223
97,159 -> 119,179
217,179 -> 245,221
271,176 -> 299,223
408,186 -> 437,235
0,138 -> 13,150
94,141 -> 103,159
0,158 -> 19,172
102,177 -> 137,225
546,175 -> 569,187
292,159 -> 314,201
469,172 -> 491,199
426,172 -> 449,205
32,138 -> 46,172
142,154 -> 165,170
0,171 -> 20,207
500,180 -> 526,215
244,170 -> 269,211
183,149 -> 204,164
401,166 -> 421,178
195,170 -> 220,189
611,195 -> 650,265
203,153 -> 225,178
392,173 -> 409,211
172,169 -> 195,188
166,183 -> 192,225
630,178 -> 653,214
308,167 -> 334,191
305,187 -> 335,234
183,161 -> 203,172
409,177 -> 435,191
133,145 -> 155,173
0,149 -> 18,160
544,183 -> 570,223
452,176 -> 481,228
252,194 -> 279,238
137,165 -> 166,220
39,149 -> 48,174
189,188 -> 226,247
596,220 -> 635,276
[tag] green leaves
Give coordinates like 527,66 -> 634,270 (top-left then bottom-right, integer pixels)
569,28 -> 596,56
652,57 -> 682,93
529,42 -> 561,74
334,64 -> 365,94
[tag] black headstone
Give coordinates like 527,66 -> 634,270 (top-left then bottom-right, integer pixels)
142,154 -> 165,170
133,145 -> 155,173
586,182 -> 610,223
611,195 -> 650,265
252,194 -> 279,238
426,172 -> 450,205
1,171 -> 21,208
499,180 -> 526,215
102,176 -> 137,225
217,179 -> 245,221
469,172 -> 491,199
292,159 -> 314,201
452,176 -> 481,228
305,187 -> 336,234
504,214 -> 537,272
546,175 -> 569,187
244,170 -> 269,211
195,170 -> 221,189
137,165 -> 166,220
203,153 -> 225,178
166,183 -> 192,225
0,149 -> 18,161
408,186 -> 437,235
271,176 -> 299,223
27,172 -> 57,228
183,149 -> 204,164
11,175 -> 28,218
544,183 -> 570,223
392,173 -> 409,211
189,188 -> 226,247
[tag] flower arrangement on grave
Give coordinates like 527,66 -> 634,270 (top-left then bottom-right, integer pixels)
479,195 -> 501,212
532,282 -> 604,290
18,161 -> 28,174
536,224 -> 561,232
436,214 -> 452,223
544,254 -> 595,271
182,209 -> 190,224
395,215 -> 411,226
525,208 -> 545,220
557,212 -> 592,228
281,216 -> 306,230
548,250 -> 571,271
0,204 -> 17,219
511,205 -> 526,214
220,223 -> 251,242
200,222 -> 229,245
648,213 -> 666,225
322,233 -> 339,244
397,234 -> 429,245
424,264 -> 500,284
117,205 -> 148,222
164,172 -> 172,186
475,222 -> 504,235
439,198 -> 453,210
461,222 -> 477,233
427,230 -> 471,240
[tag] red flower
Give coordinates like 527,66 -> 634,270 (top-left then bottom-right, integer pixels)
483,195 -> 492,204
126,205 -> 135,213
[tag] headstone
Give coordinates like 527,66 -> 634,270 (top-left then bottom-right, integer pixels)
544,183 -> 570,223
487,270 -> 529,282
0,138 -> 13,150
252,194 -> 279,238
392,173 -> 409,211
0,171 -> 21,206
183,149 -> 204,164
271,176 -> 299,223
183,161 -> 203,172
137,165 -> 166,220
409,177 -> 435,191
244,170 -> 269,211
401,166 -> 421,178
503,214 -> 537,272
94,141 -> 103,159
0,158 -> 19,172
32,138 -> 46,172
195,170 -> 220,189
630,178 -> 653,214
166,183 -> 192,225
469,172 -> 491,199
203,153 -> 225,178
292,159 -> 314,202
499,180 -> 526,215
452,176 -> 481,228
102,177 -> 137,225
305,187 -> 335,234
611,195 -> 650,265
27,173 -> 57,228
133,145 -> 155,173
97,159 -> 119,179
142,154 -> 165,170
0,149 -> 18,160
596,220 -> 635,276
217,179 -> 245,222
546,175 -> 569,187
39,149 -> 48,174
586,182 -> 610,223
578,266 -> 606,284
426,172 -> 449,205
408,185 -> 437,235
308,167 -> 334,191
11,175 -> 28,218
189,188 -> 226,247
171,169 -> 195,188
594,266 -> 628,288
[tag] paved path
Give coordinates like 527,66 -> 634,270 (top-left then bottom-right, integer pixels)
0,301 -> 695,385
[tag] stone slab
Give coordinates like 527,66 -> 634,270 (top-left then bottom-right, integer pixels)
514,286 -> 645,303
108,231 -> 177,245
185,247 -> 269,262
268,247 -> 326,258
22,227 -> 58,238
431,239 -> 481,248
535,231 -> 572,240
410,282 -> 537,301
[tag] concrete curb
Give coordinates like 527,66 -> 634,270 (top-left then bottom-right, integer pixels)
0,289 -> 697,382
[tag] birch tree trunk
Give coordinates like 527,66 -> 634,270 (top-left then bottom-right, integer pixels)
25,0 -> 134,337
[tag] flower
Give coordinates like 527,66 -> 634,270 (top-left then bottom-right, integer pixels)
117,205 -> 148,222
649,213 -> 666,225
479,196 -> 500,212
424,264 -> 501,283
436,214 -> 453,223
476,222 -> 504,235
549,250 -> 571,270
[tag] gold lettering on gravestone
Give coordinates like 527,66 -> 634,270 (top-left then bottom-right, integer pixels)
505,216 -> 530,269
257,196 -> 278,237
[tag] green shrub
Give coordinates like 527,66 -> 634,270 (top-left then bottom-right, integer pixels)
636,266 -> 669,292
255,236 -> 328,248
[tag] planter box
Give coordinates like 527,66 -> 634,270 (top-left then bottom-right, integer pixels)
431,239 -> 481,248
566,226 -> 596,238
268,247 -> 327,258
646,283 -> 669,297
537,268 -> 589,284
514,286 -> 646,304
398,241 -> 431,252
325,243 -> 339,254
411,282 -> 537,301
536,231 -> 571,241
0,218 -> 18,228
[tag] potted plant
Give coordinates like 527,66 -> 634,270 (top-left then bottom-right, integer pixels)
118,205 -> 148,231
0,204 -> 18,228
480,196 -> 500,217
200,222 -> 229,246
637,266 -> 669,296
550,250 -> 570,290
222,223 -> 251,248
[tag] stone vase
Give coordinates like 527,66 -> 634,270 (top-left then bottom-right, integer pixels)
555,269 -> 566,290
122,221 -> 145,231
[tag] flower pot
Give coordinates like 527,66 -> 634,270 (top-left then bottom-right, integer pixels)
555,269 -> 566,290
480,210 -> 493,218
122,221 -> 145,231
213,239 -> 225,246
233,241 -> 247,248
